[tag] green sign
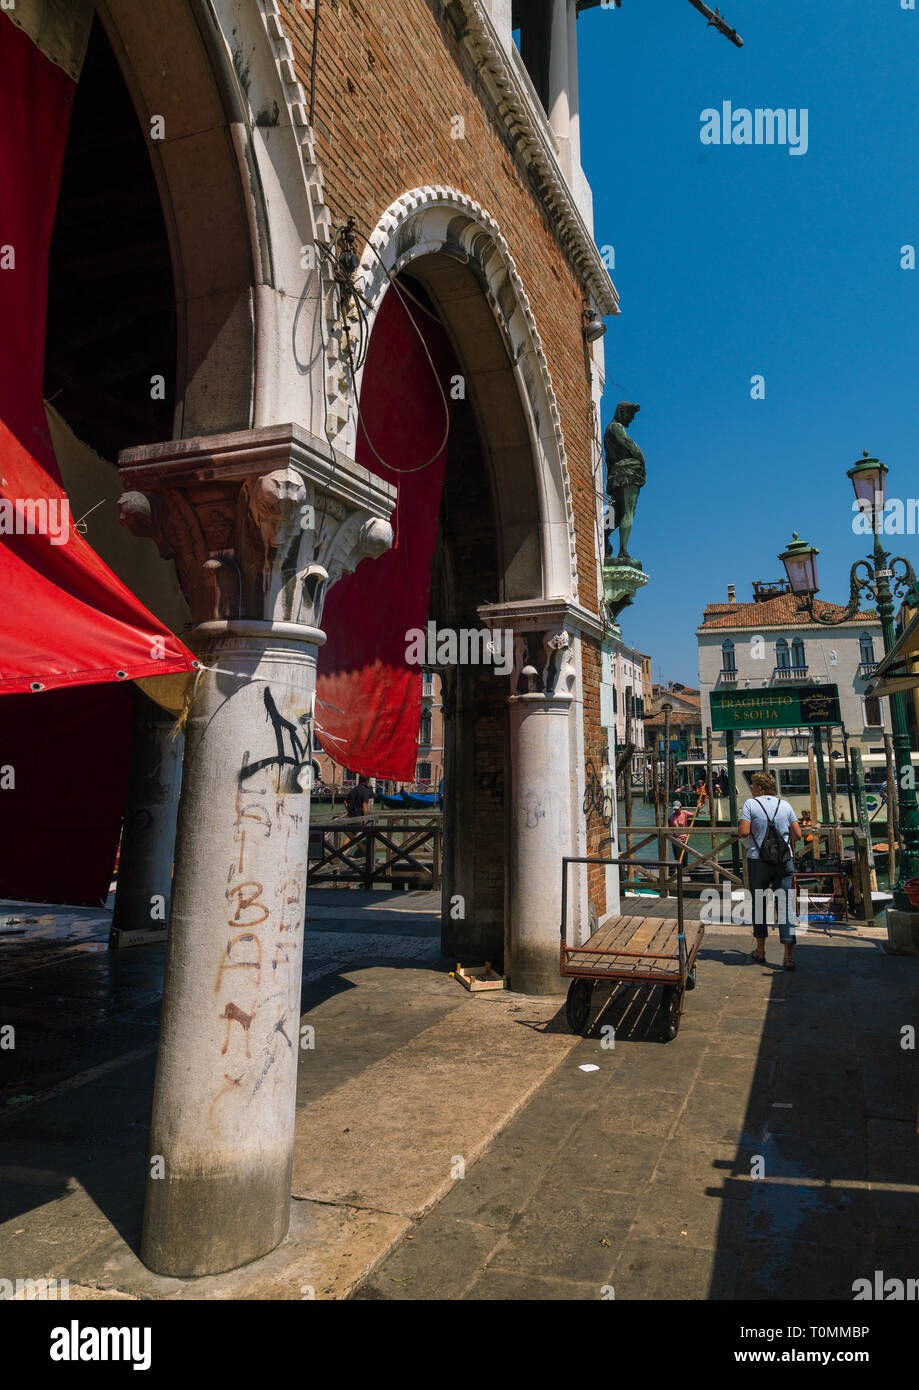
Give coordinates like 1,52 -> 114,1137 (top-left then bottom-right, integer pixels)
710,684 -> 841,731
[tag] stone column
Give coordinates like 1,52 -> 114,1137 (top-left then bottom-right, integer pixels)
118,425 -> 395,1277
566,0 -> 581,176
548,0 -> 571,175
481,602 -> 585,995
110,691 -> 183,947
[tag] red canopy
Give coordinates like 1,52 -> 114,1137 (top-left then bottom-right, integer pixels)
0,15 -> 194,695
0,15 -> 193,903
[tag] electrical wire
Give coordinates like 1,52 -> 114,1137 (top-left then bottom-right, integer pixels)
346,221 -> 452,475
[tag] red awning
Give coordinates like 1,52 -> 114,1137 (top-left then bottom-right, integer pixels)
0,15 -> 193,905
0,13 -> 195,696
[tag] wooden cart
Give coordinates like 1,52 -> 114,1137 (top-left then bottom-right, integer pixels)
560,857 -> 704,1042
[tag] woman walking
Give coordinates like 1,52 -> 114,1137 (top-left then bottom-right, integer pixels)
739,770 -> 803,970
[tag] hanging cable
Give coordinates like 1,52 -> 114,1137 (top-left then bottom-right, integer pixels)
343,221 -> 452,475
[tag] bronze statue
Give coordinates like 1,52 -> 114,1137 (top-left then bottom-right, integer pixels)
604,402 -> 645,567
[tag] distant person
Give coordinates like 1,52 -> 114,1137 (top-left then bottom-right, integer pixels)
345,775 -> 374,820
669,800 -> 691,862
739,770 -> 802,971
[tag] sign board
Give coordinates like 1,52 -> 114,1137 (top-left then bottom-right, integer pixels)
710,684 -> 841,731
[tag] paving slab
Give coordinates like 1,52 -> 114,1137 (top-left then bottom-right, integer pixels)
461,1269 -> 602,1300
291,990 -> 578,1215
349,1213 -> 500,1300
611,1236 -> 739,1300
485,1186 -> 637,1283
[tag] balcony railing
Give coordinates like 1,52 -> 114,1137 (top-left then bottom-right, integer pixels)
774,665 -> 808,680
857,661 -> 878,679
719,668 -> 737,682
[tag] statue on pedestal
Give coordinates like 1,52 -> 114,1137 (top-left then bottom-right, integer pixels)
604,402 -> 645,567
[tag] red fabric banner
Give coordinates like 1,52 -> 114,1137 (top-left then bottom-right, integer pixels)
315,285 -> 456,781
0,16 -> 195,695
0,17 -> 192,904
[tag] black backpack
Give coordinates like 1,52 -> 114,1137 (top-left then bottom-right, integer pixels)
755,797 -> 789,867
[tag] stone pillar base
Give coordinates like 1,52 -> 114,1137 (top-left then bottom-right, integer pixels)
886,908 -> 919,955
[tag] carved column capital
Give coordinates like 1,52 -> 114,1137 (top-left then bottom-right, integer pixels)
117,425 -> 395,632
478,599 -> 588,701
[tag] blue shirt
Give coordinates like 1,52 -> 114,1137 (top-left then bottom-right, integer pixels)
741,795 -> 798,861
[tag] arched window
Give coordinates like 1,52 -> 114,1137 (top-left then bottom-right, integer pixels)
419,710 -> 432,746
859,633 -> 876,667
791,637 -> 806,670
775,638 -> 790,669
721,640 -> 736,672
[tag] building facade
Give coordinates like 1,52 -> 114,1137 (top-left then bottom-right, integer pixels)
612,643 -> 646,760
645,682 -> 704,764
698,581 -> 885,759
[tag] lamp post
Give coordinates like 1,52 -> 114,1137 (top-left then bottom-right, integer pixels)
778,452 -> 919,911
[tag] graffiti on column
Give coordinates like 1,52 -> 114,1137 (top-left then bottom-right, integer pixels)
239,687 -> 307,787
477,769 -> 504,803
208,686 -> 308,1130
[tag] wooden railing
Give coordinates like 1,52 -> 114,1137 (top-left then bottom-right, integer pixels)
616,825 -> 744,895
308,814 -> 442,889
614,823 -> 879,923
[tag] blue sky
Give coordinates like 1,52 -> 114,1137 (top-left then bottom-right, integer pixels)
578,0 -> 919,686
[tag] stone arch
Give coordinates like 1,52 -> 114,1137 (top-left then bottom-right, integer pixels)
95,0 -> 328,441
344,188 -> 580,604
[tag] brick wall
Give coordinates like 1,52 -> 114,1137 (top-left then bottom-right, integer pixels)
284,0 -> 609,933
283,0 -> 600,614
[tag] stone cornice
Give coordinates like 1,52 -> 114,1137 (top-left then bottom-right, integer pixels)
696,615 -> 880,636
446,0 -> 619,318
119,424 -> 394,517
478,597 -> 607,645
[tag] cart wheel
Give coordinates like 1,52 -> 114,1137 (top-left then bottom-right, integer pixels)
660,985 -> 682,1042
685,966 -> 696,991
566,978 -> 593,1034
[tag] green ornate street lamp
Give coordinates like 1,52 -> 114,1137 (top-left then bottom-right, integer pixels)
778,453 -> 919,911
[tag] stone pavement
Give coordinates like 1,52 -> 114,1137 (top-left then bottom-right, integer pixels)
1,894 -> 917,1300
354,923 -> 919,1300
0,891 -> 576,1298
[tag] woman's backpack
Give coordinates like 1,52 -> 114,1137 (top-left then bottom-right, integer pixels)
755,797 -> 788,867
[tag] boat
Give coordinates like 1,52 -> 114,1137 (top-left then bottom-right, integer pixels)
376,785 -> 442,809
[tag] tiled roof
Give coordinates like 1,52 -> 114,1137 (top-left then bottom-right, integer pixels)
699,592 -> 877,631
645,710 -> 703,728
